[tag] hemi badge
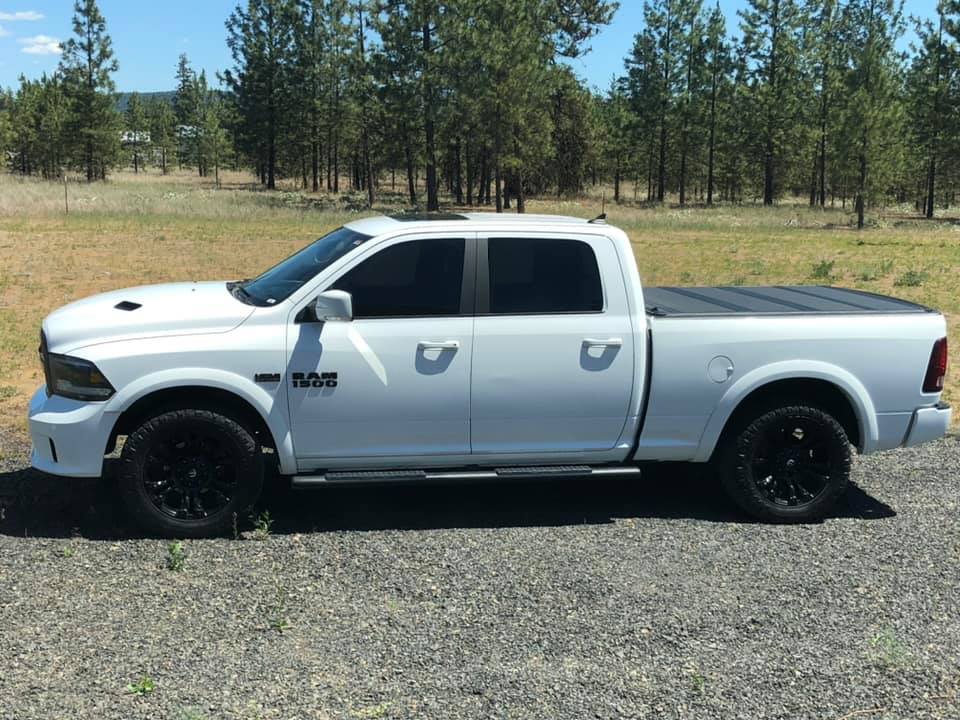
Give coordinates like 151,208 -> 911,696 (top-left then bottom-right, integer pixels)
254,373 -> 281,383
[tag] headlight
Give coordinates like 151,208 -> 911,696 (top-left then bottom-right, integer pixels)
46,353 -> 115,401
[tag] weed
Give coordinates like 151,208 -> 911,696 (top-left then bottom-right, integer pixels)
166,541 -> 185,571
350,702 -> 392,719
811,259 -> 835,280
126,675 -> 156,696
267,581 -> 291,634
894,270 -> 928,287
62,545 -> 75,558
691,672 -> 706,695
869,626 -> 910,668
250,510 -> 273,541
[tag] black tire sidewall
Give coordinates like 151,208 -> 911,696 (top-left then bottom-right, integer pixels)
721,404 -> 852,522
118,409 -> 263,538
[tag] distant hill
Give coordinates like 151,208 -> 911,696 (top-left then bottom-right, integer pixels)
116,91 -> 175,112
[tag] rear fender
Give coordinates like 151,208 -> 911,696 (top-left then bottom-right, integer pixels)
692,360 -> 878,462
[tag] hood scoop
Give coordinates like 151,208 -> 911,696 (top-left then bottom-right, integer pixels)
114,301 -> 142,312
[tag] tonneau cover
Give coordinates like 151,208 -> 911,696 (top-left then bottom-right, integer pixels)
644,285 -> 932,317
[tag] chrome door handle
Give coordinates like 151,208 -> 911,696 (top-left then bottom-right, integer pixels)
418,340 -> 460,350
583,338 -> 623,347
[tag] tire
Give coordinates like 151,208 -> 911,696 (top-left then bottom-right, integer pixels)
118,408 -> 264,538
718,404 -> 851,522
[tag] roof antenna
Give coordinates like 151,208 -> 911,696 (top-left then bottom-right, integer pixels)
589,192 -> 607,224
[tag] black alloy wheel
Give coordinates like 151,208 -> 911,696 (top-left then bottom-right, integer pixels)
118,408 -> 264,537
720,404 -> 852,521
142,425 -> 240,520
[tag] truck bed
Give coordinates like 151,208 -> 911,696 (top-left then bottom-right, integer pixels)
644,285 -> 932,317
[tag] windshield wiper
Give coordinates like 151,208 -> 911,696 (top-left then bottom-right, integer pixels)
227,280 -> 255,306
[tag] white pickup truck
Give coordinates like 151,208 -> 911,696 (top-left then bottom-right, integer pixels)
29,213 -> 950,536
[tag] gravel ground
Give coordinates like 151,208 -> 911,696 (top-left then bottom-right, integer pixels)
1,432 -> 958,720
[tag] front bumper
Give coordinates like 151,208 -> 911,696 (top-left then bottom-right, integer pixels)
28,386 -> 116,477
903,402 -> 952,448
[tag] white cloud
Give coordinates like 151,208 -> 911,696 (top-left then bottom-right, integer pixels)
0,11 -> 44,21
18,34 -> 61,55
0,25 -> 9,37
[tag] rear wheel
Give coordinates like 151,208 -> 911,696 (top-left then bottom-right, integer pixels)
118,408 -> 263,537
719,404 -> 851,522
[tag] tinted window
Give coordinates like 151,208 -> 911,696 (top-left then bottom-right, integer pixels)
332,238 -> 465,318
487,238 -> 603,314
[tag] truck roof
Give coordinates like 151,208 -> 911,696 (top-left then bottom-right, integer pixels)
344,212 -> 596,236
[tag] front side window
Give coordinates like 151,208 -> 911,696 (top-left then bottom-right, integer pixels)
487,237 -> 603,314
332,238 -> 465,318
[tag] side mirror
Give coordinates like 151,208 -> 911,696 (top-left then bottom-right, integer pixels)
313,290 -> 353,322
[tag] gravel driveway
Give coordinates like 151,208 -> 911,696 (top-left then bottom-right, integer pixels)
1,433 -> 958,720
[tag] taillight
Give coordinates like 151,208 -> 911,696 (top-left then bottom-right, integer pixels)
922,337 -> 948,393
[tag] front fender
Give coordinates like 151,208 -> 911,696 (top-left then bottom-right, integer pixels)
104,368 -> 296,475
692,360 -> 878,462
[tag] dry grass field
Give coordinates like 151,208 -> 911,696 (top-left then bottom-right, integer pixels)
0,170 -> 956,442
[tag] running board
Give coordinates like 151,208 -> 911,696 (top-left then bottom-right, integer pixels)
291,464 -> 641,488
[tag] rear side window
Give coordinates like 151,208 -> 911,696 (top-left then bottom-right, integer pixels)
487,237 -> 603,314
332,238 -> 465,318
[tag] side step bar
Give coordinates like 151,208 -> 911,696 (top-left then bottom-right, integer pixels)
291,464 -> 641,488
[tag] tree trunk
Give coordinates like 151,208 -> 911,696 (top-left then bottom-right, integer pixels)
706,63 -> 718,207
763,0 -> 780,206
465,138 -> 474,206
657,118 -> 667,202
925,156 -> 936,218
614,156 -> 621,203
454,137 -> 463,205
856,147 -> 867,230
405,142 -> 417,205
423,22 -> 439,211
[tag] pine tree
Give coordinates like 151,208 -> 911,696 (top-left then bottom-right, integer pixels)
838,0 -> 905,228
146,98 -> 176,174
125,92 -> 148,173
909,2 -> 956,217
224,0 -> 297,189
59,0 -> 121,182
739,0 -> 804,204
174,54 -> 201,171
703,2 -> 729,206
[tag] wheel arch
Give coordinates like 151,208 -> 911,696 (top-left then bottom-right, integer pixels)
105,374 -> 296,474
695,362 -> 877,462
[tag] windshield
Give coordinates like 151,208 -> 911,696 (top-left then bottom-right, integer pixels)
239,226 -> 372,305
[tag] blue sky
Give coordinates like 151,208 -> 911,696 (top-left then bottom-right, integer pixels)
0,0 -> 942,92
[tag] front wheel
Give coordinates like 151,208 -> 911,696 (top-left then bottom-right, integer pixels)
118,408 -> 264,537
718,404 -> 852,522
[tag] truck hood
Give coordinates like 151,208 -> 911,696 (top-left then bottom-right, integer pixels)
43,281 -> 256,353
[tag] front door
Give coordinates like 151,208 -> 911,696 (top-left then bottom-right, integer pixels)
287,234 -> 475,462
470,233 -> 635,454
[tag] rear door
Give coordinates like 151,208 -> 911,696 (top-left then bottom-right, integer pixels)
470,232 -> 635,454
